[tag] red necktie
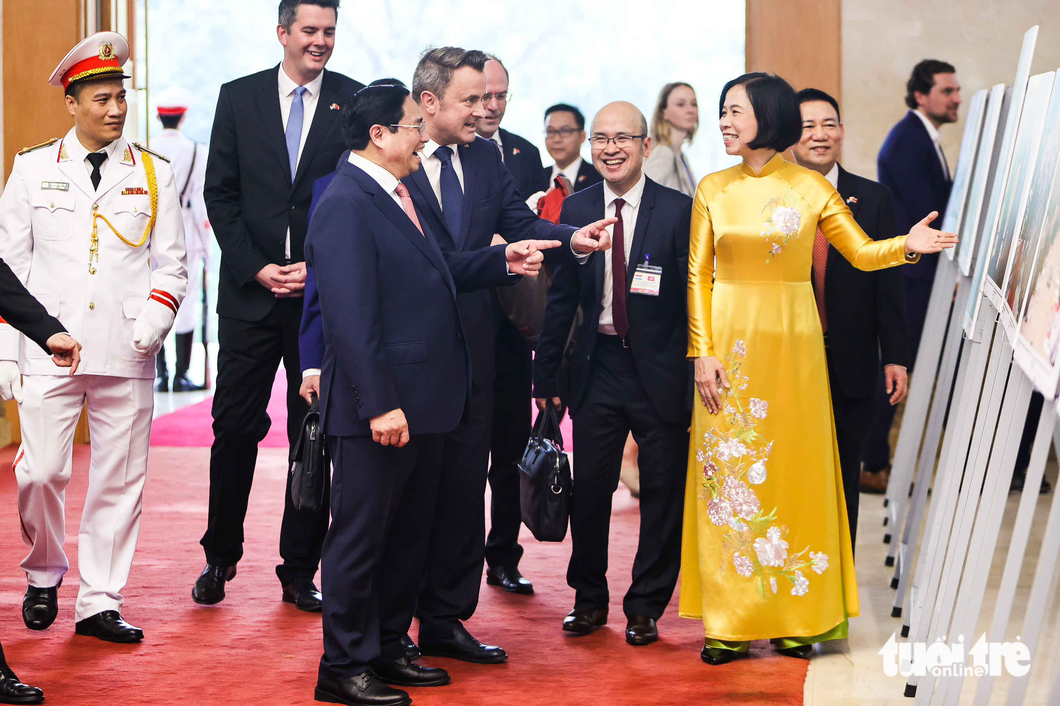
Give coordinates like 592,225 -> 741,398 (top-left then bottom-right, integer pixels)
395,182 -> 424,236
812,227 -> 828,332
612,198 -> 629,339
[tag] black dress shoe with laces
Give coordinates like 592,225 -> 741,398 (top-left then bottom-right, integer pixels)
373,657 -> 450,687
624,615 -> 658,645
0,661 -> 44,705
315,672 -> 410,705
419,623 -> 507,664
485,564 -> 534,594
282,578 -> 323,613
22,583 -> 59,631
192,563 -> 236,605
399,634 -> 420,661
562,607 -> 608,636
74,610 -> 143,643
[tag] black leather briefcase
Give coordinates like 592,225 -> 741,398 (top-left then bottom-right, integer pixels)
518,405 -> 572,542
289,392 -> 329,512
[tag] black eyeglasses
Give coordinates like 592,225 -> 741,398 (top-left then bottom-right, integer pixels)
545,127 -> 580,138
588,134 -> 647,147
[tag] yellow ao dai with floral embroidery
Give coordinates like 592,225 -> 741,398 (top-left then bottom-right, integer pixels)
679,153 -> 914,641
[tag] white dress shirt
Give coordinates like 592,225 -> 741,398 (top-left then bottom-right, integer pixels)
911,109 -> 950,181
824,162 -> 839,189
598,173 -> 646,335
278,65 -> 324,259
75,135 -> 122,184
420,139 -> 466,208
488,132 -> 503,161
549,156 -> 584,189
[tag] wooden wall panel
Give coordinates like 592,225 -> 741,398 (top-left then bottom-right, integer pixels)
746,0 -> 842,101
3,0 -> 82,176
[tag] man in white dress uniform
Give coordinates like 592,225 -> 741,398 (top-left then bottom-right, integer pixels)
0,31 -> 187,643
152,88 -> 211,392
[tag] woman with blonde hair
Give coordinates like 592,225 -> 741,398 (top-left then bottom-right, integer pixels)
645,82 -> 699,196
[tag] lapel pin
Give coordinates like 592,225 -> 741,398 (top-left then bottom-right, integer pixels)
846,196 -> 858,205
512,147 -> 520,156
330,103 -> 340,110
578,174 -> 586,182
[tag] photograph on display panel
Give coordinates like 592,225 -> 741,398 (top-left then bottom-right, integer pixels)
964,25 -> 1038,334
996,71 -> 1057,337
987,72 -> 1054,324
940,88 -> 988,263
1009,71 -> 1060,329
957,83 -> 1008,278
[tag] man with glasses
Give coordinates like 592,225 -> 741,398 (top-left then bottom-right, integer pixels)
538,104 -> 602,199
534,102 -> 692,646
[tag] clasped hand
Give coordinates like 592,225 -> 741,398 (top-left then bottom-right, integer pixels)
904,212 -> 958,254
257,262 -> 307,298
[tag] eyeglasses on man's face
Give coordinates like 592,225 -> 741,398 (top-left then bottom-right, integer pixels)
545,127 -> 581,139
589,134 -> 646,148
483,92 -> 510,104
389,122 -> 427,133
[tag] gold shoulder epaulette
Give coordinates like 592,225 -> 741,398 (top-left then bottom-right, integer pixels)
17,138 -> 58,156
132,142 -> 170,163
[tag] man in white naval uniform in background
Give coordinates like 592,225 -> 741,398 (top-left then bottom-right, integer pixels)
0,31 -> 187,643
152,88 -> 212,392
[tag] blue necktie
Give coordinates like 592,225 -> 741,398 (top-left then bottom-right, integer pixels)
286,86 -> 307,182
435,146 -> 464,241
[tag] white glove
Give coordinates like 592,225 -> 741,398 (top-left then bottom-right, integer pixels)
131,297 -> 177,357
0,361 -> 24,403
525,191 -> 546,213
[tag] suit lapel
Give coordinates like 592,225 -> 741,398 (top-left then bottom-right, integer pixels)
95,139 -> 136,197
57,142 -> 96,198
626,180 -> 655,284
293,70 -> 339,188
405,168 -> 448,245
257,67 -> 291,177
590,186 -> 606,305
457,142 -> 477,248
500,129 -> 515,164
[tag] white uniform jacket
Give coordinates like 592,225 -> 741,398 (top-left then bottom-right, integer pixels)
151,128 -> 211,265
0,128 -> 187,378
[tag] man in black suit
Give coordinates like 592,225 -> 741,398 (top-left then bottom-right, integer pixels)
194,0 -> 363,609
534,102 -> 692,646
792,88 -> 911,546
863,60 -> 957,487
308,82 -> 558,706
473,55 -> 543,595
402,47 -> 615,663
535,104 -> 603,200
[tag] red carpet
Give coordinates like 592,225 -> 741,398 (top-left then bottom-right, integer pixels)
0,443 -> 807,705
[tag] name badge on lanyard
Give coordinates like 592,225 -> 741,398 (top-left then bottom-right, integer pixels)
629,254 -> 662,296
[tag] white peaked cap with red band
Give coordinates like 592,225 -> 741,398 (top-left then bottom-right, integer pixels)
48,31 -> 131,89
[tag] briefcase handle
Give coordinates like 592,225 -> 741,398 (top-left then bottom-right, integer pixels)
531,404 -> 564,450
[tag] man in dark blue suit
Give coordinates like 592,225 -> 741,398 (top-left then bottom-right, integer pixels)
534,102 -> 692,647
863,59 -> 958,481
307,82 -> 561,706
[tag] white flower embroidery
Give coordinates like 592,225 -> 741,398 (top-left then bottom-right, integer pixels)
749,398 -> 768,420
696,449 -> 706,463
733,552 -> 754,577
770,576 -> 778,594
771,206 -> 801,236
733,340 -> 747,357
748,459 -> 767,485
724,404 -> 736,415
707,498 -> 733,526
810,551 -> 829,575
754,526 -> 789,567
728,517 -> 749,532
723,477 -> 761,520
791,570 -> 809,597
770,243 -> 782,256
716,438 -> 749,462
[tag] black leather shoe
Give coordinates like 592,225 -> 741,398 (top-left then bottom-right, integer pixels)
701,646 -> 743,665
22,582 -> 59,631
192,563 -> 236,605
315,672 -> 410,705
485,564 -> 534,594
776,643 -> 814,659
373,657 -> 450,687
172,374 -> 205,392
0,663 -> 44,705
74,610 -> 143,643
625,615 -> 658,646
282,578 -> 323,613
562,607 -> 607,636
400,634 -> 420,661
419,624 -> 507,664
154,376 -> 169,393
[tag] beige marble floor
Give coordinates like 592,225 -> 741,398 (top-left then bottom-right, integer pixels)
805,464 -> 1060,705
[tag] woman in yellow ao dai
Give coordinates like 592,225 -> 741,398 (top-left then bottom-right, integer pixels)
678,73 -> 957,665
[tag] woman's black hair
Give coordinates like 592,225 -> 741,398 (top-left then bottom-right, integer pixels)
719,72 -> 802,152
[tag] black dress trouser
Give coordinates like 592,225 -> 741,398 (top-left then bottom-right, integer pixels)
568,334 -> 689,619
320,434 -> 443,680
826,346 -> 876,550
200,299 -> 328,585
485,316 -> 533,569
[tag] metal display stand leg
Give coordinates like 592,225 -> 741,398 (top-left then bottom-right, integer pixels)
971,403 -> 1056,705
